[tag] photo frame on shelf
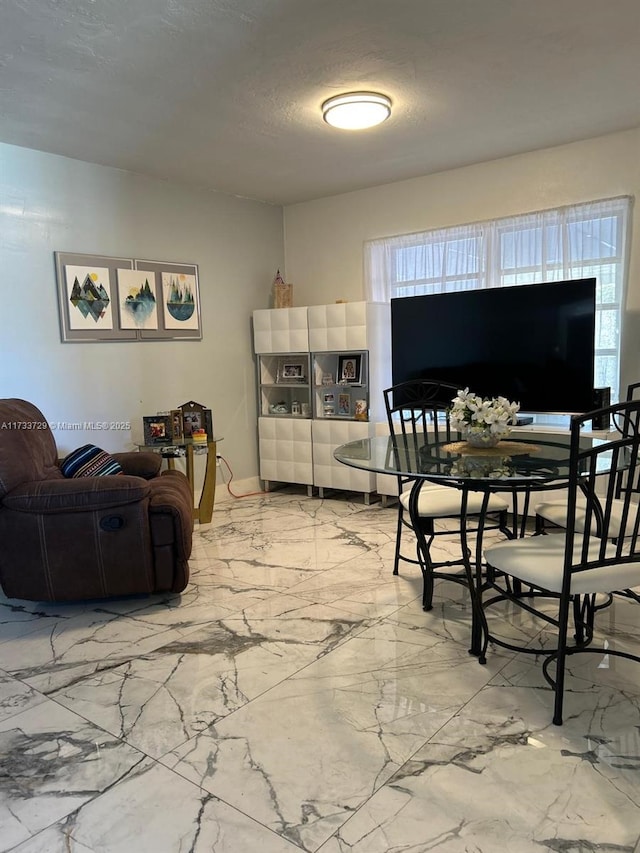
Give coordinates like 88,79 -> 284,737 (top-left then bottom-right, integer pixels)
170,410 -> 184,441
338,393 -> 351,416
143,415 -> 172,445
337,354 -> 362,384
278,360 -> 306,382
323,392 -> 335,416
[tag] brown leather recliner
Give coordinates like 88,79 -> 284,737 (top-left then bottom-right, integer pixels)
0,399 -> 193,602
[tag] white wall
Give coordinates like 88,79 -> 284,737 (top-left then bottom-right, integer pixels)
0,143 -> 284,485
2,130 -> 639,493
284,128 -> 640,395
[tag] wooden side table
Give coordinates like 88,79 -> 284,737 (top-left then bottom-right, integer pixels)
139,438 -> 222,524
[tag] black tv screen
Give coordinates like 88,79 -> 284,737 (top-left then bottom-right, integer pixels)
391,278 -> 596,414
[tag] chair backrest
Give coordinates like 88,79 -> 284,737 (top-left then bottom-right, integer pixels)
384,380 -> 460,481
384,379 -> 460,441
564,398 -> 640,586
0,399 -> 62,499
614,382 -> 640,500
626,382 -> 640,402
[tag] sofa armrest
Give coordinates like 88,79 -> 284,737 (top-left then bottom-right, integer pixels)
148,470 -> 193,560
2,476 -> 150,514
112,451 -> 162,479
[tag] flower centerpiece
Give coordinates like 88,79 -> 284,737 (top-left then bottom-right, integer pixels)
450,388 -> 520,448
448,455 -> 514,479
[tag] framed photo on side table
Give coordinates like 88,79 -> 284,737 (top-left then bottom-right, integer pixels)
179,400 -> 205,437
178,400 -> 213,440
143,415 -> 172,445
338,354 -> 362,384
170,410 -> 184,441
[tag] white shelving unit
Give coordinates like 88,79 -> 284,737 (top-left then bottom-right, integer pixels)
311,350 -> 369,421
252,302 -> 391,501
257,353 -> 311,418
257,416 -> 314,491
308,302 -> 390,500
253,307 -> 314,493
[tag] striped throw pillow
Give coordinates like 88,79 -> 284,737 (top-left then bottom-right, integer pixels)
61,444 -> 123,478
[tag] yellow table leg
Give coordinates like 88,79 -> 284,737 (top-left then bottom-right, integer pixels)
184,440 -> 217,524
198,441 -> 217,523
185,443 -> 196,520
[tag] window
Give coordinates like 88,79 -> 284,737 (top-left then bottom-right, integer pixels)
365,197 -> 631,413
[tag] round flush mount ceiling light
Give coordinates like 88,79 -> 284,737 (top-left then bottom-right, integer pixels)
321,91 -> 392,130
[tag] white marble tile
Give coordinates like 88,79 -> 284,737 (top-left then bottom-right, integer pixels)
206,490 -> 373,531
332,651 -> 640,851
162,621 -> 503,852
220,490 -> 380,523
207,516 -> 383,574
11,760 -> 303,853
8,823 -> 97,853
0,700 -> 144,851
285,551 -> 423,619
201,509 -> 323,545
190,555 -> 325,592
0,494 -> 637,853
4,609 -> 202,694
0,596 -> 92,645
0,672 -> 47,722
49,596 -> 372,759
94,580 -> 270,626
321,589 -> 640,853
320,733 -> 640,852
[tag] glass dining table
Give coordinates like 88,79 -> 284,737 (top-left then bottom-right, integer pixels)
334,429 -> 614,657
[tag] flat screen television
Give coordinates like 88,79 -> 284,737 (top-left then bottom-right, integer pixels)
391,278 -> 596,414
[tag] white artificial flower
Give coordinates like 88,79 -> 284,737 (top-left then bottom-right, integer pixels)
454,388 -> 473,404
448,389 -> 520,438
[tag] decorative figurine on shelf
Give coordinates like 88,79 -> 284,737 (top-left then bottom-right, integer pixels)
192,429 -> 208,445
354,399 -> 368,421
273,269 -> 293,309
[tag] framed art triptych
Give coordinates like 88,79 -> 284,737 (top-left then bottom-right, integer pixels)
54,251 -> 201,343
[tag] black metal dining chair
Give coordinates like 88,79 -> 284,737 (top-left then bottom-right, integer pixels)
534,382 -> 640,536
384,379 -> 511,610
482,397 -> 640,725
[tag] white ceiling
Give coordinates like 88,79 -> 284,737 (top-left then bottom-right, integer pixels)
1,0 -> 639,206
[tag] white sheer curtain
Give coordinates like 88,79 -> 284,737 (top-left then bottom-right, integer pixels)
365,196 -> 631,402
365,221 -> 486,301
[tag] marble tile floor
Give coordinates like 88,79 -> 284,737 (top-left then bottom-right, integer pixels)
0,487 -> 639,853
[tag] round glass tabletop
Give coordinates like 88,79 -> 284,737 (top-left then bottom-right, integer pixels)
334,431 -> 612,488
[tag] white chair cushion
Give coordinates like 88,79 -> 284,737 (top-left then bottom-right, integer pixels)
535,497 -> 634,539
485,534 -> 640,595
400,484 -> 509,518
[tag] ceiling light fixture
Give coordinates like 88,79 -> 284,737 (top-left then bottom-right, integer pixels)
322,91 -> 392,130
